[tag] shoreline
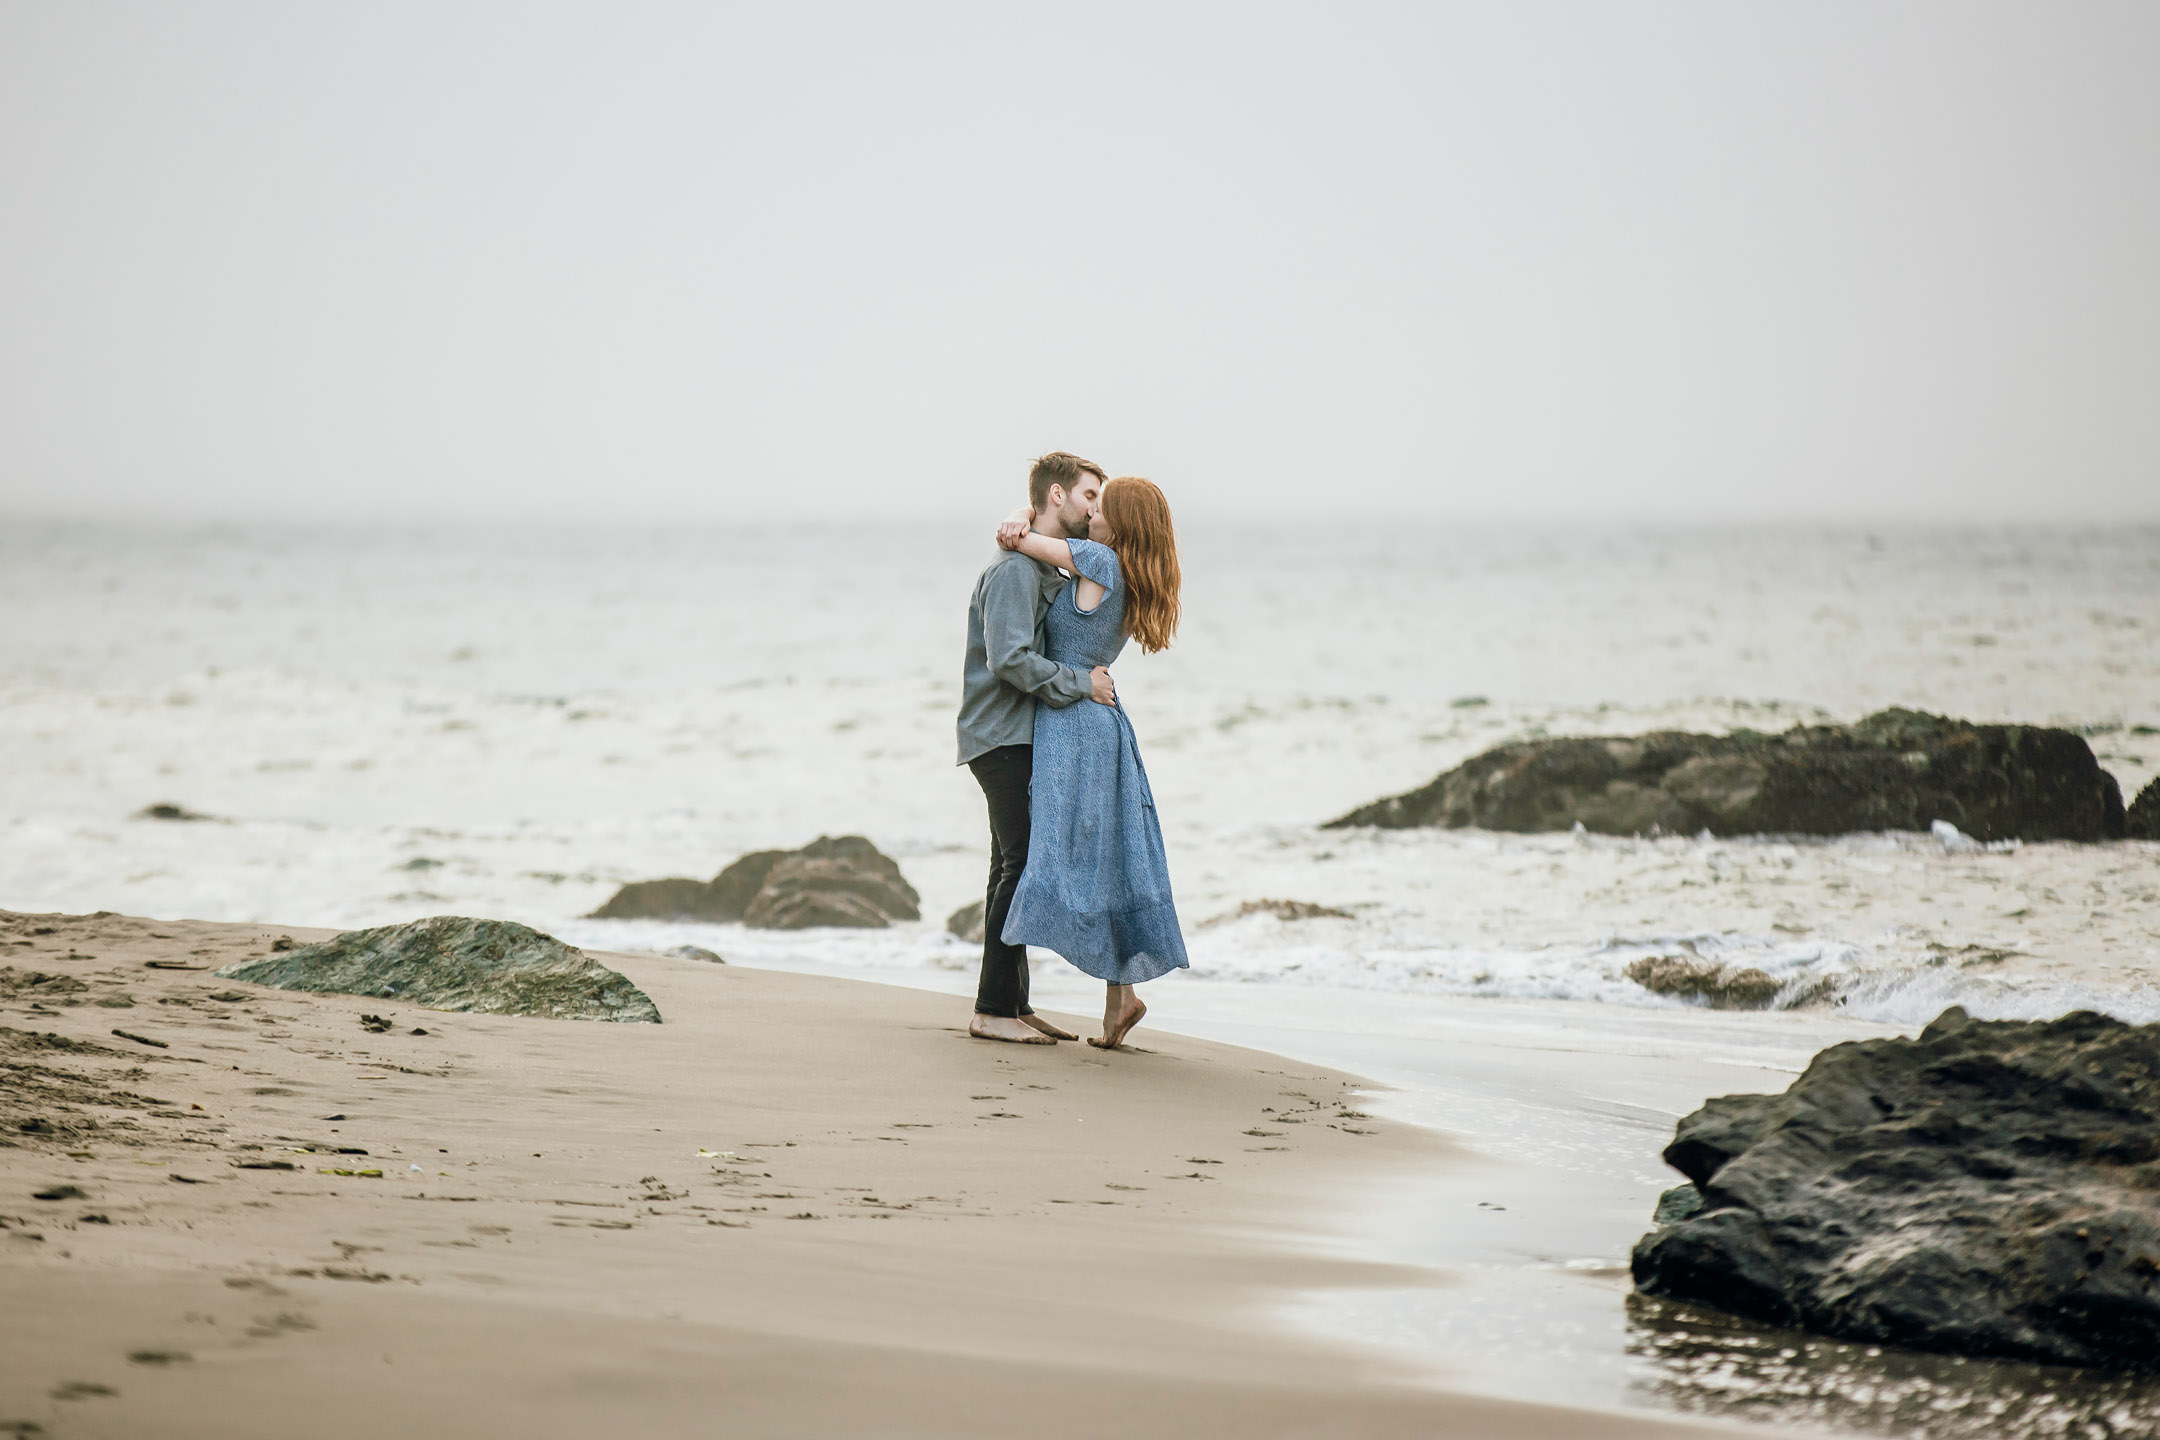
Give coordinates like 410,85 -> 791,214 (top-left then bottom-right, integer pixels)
0,908 -> 1757,1439
662,943 -> 1898,1405
527,939 -> 2160,1435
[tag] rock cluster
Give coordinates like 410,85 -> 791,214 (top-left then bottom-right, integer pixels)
1327,709 -> 2125,841
1200,898 -> 1355,927
217,916 -> 660,1023
2129,777 -> 2160,840
1631,1007 -> 2160,1372
589,836 -> 920,930
1623,955 -> 1782,1009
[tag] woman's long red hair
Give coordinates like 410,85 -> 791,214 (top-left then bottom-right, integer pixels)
1103,477 -> 1180,654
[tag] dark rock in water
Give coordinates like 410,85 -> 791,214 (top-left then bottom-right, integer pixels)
1326,708 -> 2125,841
589,836 -> 918,930
747,837 -> 917,928
708,848 -> 793,915
135,803 -> 213,822
587,848 -> 793,922
743,851 -> 915,929
1631,1007 -> 2160,1372
589,877 -> 739,922
744,882 -> 885,928
1201,898 -> 1356,928
661,945 -> 724,964
1624,955 -> 1783,1010
2129,778 -> 2160,840
216,916 -> 660,1023
947,900 -> 986,944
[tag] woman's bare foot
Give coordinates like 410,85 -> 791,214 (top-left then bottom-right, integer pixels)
1021,1014 -> 1078,1041
970,1014 -> 1056,1044
1089,986 -> 1146,1049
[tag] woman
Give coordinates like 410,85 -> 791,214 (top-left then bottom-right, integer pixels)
994,476 -> 1187,1049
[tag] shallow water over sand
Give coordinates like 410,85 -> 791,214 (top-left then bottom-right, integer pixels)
607,954 -> 2160,1439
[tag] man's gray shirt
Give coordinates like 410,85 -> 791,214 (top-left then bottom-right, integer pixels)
957,550 -> 1093,764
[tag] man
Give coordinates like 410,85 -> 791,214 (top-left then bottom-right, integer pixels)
957,451 -> 1116,1044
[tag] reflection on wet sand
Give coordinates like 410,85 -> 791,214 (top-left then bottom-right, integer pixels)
1626,1294 -> 2160,1439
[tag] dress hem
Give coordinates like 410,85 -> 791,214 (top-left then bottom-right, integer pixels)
1002,895 -> 1190,987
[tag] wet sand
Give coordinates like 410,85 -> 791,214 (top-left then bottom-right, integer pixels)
0,908 -> 1763,1439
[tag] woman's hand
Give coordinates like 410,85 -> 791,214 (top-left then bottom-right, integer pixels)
995,508 -> 1033,551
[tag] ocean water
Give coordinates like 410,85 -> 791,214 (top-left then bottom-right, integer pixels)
8,517 -> 2160,1436
4,519 -> 2157,1024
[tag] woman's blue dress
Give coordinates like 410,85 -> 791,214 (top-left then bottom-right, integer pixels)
1000,539 -> 1189,985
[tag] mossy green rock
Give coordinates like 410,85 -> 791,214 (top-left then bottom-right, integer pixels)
216,916 -> 660,1023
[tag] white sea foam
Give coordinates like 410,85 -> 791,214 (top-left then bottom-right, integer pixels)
558,910 -> 2160,1030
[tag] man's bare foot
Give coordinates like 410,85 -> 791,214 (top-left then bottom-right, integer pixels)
1089,990 -> 1146,1050
1021,1014 -> 1078,1042
970,1014 -> 1056,1045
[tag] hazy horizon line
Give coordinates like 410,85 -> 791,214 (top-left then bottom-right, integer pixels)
7,508 -> 2159,537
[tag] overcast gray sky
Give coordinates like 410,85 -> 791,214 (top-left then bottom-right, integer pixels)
2,2 -> 2155,524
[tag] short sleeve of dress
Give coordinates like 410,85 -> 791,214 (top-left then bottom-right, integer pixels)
1064,538 -> 1121,592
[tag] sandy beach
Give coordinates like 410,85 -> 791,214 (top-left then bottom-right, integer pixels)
0,906 -> 1774,1439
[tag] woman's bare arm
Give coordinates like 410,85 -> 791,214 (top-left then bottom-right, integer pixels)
994,510 -> 1074,570
1008,531 -> 1073,570
993,511 -> 1108,625
995,508 -> 1031,550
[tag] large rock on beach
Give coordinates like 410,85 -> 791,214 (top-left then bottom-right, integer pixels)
1327,708 -> 2125,841
216,916 -> 660,1023
2128,777 -> 2160,841
1631,1007 -> 2160,1372
588,835 -> 919,930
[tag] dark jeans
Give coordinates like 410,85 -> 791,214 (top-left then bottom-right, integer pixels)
968,743 -> 1035,1018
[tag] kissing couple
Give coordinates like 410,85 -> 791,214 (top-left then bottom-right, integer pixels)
956,452 -> 1189,1049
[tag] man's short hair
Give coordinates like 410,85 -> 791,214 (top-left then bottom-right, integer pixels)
1028,452 -> 1106,512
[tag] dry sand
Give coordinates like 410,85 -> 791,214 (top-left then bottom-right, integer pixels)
0,908 -> 1765,1439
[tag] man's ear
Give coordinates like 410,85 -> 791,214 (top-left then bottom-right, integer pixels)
1044,484 -> 1066,512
